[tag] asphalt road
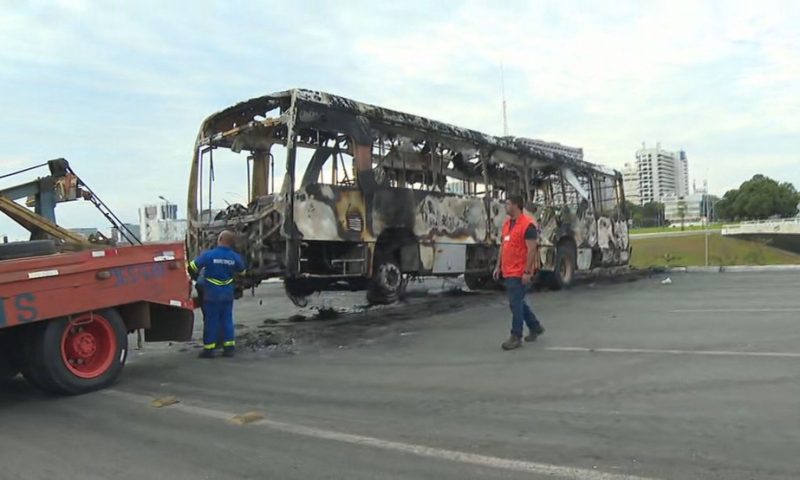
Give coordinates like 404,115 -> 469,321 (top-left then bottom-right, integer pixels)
2,272 -> 800,479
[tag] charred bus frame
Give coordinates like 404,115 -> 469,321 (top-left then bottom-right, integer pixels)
187,89 -> 630,304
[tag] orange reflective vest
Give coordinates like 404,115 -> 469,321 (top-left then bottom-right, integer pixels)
501,214 -> 537,278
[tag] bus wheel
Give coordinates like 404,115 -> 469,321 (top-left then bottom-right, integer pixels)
27,309 -> 128,395
285,279 -> 314,308
367,257 -> 408,305
464,273 -> 497,291
551,241 -> 576,290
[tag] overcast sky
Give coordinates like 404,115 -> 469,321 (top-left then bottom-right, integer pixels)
1,0 -> 799,237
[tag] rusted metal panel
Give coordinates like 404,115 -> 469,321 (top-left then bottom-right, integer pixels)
432,244 -> 466,275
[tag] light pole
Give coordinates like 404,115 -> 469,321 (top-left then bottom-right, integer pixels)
704,195 -> 709,266
158,195 -> 174,221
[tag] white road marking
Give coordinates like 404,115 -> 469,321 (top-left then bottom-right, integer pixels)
547,347 -> 800,358
670,308 -> 800,313
103,389 -> 657,480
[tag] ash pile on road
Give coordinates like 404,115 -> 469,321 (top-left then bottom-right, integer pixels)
237,325 -> 297,353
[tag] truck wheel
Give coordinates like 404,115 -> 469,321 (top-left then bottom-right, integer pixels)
550,242 -> 576,290
367,256 -> 407,305
28,309 -> 128,395
15,325 -> 62,392
0,334 -> 18,381
0,344 -> 19,382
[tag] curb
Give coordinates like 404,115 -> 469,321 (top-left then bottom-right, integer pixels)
666,265 -> 800,273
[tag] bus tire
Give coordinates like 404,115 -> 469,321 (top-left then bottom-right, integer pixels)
367,256 -> 408,305
28,309 -> 128,395
464,273 -> 500,291
551,241 -> 576,290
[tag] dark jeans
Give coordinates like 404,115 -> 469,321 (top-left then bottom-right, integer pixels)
505,277 -> 542,337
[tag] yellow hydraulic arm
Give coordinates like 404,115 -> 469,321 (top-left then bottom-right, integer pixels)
0,195 -> 89,246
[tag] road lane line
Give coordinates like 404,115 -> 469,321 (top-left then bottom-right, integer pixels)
103,389 -> 657,480
670,308 -> 800,313
547,347 -> 800,358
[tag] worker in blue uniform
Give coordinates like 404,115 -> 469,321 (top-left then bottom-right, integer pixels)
188,230 -> 246,358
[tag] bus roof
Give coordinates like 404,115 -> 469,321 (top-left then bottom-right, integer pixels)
196,88 -> 619,178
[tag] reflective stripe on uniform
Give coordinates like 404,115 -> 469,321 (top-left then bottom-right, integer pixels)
223,340 -> 235,347
206,277 -> 234,286
188,260 -> 198,272
204,343 -> 217,350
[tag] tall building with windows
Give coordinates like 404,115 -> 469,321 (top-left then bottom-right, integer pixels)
630,143 -> 689,205
622,162 -> 640,205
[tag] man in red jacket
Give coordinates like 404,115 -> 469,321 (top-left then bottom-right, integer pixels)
493,195 -> 545,350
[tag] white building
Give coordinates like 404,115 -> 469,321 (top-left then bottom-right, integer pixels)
69,227 -> 101,239
663,191 -> 717,225
622,162 -> 640,205
112,223 -> 141,245
630,143 -> 689,205
139,202 -> 186,243
516,137 -> 584,161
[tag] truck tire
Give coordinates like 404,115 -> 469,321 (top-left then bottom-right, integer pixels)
0,336 -> 19,381
0,361 -> 18,381
0,240 -> 58,261
27,309 -> 128,395
11,325 -> 62,392
0,344 -> 19,383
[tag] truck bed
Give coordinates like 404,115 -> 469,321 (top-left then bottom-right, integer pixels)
0,242 -> 193,332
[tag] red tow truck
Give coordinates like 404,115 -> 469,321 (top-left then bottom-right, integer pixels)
0,160 -> 195,394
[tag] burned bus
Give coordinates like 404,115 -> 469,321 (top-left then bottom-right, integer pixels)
187,89 -> 630,305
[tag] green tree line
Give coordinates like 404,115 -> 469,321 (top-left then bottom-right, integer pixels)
716,175 -> 799,221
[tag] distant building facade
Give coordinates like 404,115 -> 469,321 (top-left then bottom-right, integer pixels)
139,201 -> 186,243
69,227 -> 101,239
622,162 -> 640,205
663,181 -> 718,225
627,143 -> 690,205
111,223 -> 141,245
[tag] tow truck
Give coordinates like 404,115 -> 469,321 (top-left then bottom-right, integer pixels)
0,159 -> 195,394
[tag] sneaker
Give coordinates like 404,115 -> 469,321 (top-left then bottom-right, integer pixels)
222,346 -> 236,358
198,349 -> 215,359
524,325 -> 545,342
501,335 -> 522,351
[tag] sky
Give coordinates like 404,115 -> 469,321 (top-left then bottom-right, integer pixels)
1,0 -> 799,238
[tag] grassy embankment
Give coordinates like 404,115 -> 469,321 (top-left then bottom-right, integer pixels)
630,224 -> 724,235
630,233 -> 800,267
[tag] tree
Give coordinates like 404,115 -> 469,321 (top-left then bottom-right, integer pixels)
716,175 -> 800,221
625,201 -> 665,228
641,201 -> 665,227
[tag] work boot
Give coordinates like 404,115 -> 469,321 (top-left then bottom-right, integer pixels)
198,349 -> 215,359
525,325 -> 546,342
501,335 -> 522,351
222,346 -> 236,358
